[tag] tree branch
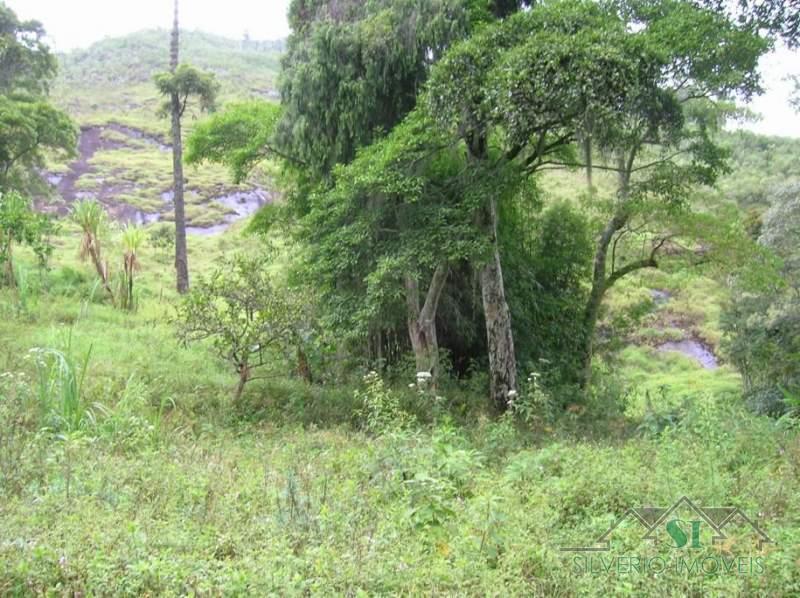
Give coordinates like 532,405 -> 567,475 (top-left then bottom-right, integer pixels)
419,263 -> 449,325
605,236 -> 671,288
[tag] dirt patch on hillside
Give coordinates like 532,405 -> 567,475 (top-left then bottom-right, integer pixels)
646,289 -> 719,369
106,123 -> 170,150
42,124 -> 270,234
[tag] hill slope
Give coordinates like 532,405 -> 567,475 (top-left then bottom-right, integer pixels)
54,29 -> 282,125
44,30 -> 283,231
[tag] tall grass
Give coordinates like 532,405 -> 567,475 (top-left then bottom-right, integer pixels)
13,263 -> 32,317
28,328 -> 93,432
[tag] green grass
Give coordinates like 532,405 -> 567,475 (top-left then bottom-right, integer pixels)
3,29 -> 798,595
0,218 -> 797,595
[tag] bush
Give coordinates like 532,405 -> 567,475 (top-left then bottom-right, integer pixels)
148,223 -> 175,251
744,386 -> 787,417
175,253 -> 318,402
357,371 -> 415,434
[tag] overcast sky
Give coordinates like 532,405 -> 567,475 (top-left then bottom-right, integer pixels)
7,0 -> 800,138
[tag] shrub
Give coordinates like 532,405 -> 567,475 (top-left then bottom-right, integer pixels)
0,190 -> 55,286
116,224 -> 144,311
356,371 -> 415,434
175,253 -> 318,401
148,223 -> 175,251
744,386 -> 787,417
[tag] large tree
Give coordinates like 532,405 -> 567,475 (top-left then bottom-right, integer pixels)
561,0 -> 769,387
275,0 -> 471,178
722,181 -> 800,415
700,0 -> 799,47
0,5 -> 57,95
154,0 -> 218,294
300,111 -> 487,383
188,1 -> 479,374
0,4 -> 76,194
424,0 -> 675,408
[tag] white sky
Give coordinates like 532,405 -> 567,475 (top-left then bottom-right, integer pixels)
6,0 -> 293,49
6,0 -> 800,138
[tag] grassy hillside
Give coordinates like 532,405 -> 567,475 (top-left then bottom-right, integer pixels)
0,221 -> 798,595
2,25 -> 799,597
54,29 -> 282,128
42,30 -> 282,230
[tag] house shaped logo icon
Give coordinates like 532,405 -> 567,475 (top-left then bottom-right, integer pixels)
562,496 -> 773,552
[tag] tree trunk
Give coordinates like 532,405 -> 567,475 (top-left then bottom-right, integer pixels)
405,263 -> 449,386
89,243 -> 115,302
466,133 -> 518,410
584,135 -> 593,193
580,277 -> 606,389
170,0 -> 189,294
127,267 -> 134,310
580,153 -> 631,388
583,112 -> 594,194
234,363 -> 249,402
479,195 -> 517,410
296,346 -> 312,383
3,240 -> 14,287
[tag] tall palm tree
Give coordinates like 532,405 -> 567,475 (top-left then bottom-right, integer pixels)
155,0 -> 217,293
169,0 -> 189,293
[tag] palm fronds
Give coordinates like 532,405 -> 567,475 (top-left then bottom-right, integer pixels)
70,199 -> 115,302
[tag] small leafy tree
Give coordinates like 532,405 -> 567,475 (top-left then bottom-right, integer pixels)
0,190 -> 55,285
186,100 -> 283,183
0,95 -> 76,193
118,224 -> 144,311
175,255 -> 314,401
71,199 -> 114,301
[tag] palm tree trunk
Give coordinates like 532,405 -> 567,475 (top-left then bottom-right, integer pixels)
170,0 -> 189,294
89,244 -> 115,302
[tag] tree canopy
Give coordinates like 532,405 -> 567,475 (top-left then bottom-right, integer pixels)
0,4 -> 76,194
186,0 -> 777,408
277,0 -> 471,177
0,5 -> 57,95
186,100 -> 283,183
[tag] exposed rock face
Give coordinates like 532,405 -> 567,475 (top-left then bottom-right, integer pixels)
42,124 -> 271,235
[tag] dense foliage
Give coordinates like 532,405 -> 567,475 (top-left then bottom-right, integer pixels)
277,0 -> 471,176
0,190 -> 54,285
723,181 -> 800,414
0,4 -> 76,194
1,0 -> 800,594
